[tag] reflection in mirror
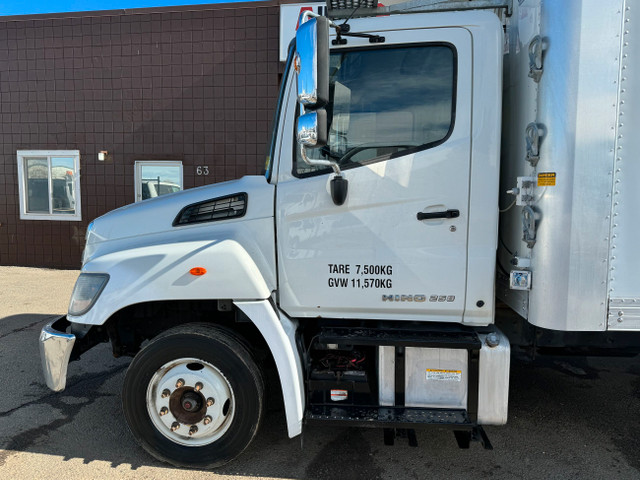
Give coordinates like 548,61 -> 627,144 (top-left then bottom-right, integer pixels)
297,110 -> 327,148
295,16 -> 329,108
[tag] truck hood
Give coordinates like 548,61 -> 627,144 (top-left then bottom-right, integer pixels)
83,176 -> 274,265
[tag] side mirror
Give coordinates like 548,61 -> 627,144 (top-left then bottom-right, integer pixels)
295,16 -> 329,108
297,110 -> 327,148
294,14 -> 348,206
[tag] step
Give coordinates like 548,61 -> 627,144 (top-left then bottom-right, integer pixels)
305,404 -> 474,429
317,326 -> 481,349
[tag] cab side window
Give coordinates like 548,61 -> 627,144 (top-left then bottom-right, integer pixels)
294,44 -> 456,176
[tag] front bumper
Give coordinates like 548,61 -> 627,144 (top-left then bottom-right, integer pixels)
39,316 -> 75,392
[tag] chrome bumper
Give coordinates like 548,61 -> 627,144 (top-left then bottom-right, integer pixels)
39,316 -> 76,392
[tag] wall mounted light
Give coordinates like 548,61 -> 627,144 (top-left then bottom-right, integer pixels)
98,150 -> 108,161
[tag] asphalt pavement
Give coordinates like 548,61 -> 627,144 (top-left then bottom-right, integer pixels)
0,266 -> 639,479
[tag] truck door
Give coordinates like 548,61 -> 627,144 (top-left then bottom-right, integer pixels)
276,26 -> 473,323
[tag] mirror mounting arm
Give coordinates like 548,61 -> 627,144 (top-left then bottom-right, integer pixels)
299,144 -> 341,175
301,11 -> 339,29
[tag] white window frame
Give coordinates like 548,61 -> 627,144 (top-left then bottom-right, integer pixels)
134,160 -> 183,202
17,150 -> 82,221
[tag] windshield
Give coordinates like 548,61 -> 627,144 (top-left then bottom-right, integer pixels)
295,44 -> 456,176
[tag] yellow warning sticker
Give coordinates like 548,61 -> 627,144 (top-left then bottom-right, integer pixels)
538,172 -> 556,186
426,369 -> 462,382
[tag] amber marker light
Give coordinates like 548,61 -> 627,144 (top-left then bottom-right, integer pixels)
189,267 -> 207,276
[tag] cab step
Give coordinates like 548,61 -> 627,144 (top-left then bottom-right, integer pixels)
305,404 -> 473,428
317,325 -> 481,349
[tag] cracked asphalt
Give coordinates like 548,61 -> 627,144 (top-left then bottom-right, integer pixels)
0,266 -> 639,479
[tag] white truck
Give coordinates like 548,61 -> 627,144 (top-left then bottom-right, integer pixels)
39,0 -> 640,468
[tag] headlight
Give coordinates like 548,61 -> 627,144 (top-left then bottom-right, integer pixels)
68,273 -> 109,316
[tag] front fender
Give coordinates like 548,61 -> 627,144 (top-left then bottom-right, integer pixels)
70,237 -> 272,325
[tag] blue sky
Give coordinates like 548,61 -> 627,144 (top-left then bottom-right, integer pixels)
0,1 -> 262,16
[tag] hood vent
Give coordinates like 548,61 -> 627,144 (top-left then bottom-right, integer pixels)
173,193 -> 247,226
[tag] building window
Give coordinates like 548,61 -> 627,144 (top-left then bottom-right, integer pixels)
135,161 -> 183,202
17,150 -> 82,221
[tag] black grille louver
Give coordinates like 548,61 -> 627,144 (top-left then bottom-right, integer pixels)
173,193 -> 247,226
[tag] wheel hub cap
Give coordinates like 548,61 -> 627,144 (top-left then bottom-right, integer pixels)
146,358 -> 235,447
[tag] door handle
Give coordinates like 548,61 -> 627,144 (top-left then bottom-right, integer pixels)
416,209 -> 460,221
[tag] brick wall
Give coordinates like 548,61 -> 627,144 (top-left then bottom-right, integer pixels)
0,2 -> 283,268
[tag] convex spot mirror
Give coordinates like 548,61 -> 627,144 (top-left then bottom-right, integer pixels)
297,109 -> 327,148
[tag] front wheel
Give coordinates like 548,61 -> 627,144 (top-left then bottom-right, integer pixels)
122,323 -> 264,468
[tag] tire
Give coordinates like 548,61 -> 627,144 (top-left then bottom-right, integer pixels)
122,323 -> 264,469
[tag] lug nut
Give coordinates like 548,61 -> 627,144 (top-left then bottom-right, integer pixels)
171,422 -> 180,431
176,378 -> 185,388
159,407 -> 169,416
195,382 -> 204,392
189,425 -> 198,436
203,415 -> 212,425
206,397 -> 215,407
161,389 -> 171,398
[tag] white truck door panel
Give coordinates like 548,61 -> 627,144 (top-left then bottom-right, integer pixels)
276,27 -> 472,322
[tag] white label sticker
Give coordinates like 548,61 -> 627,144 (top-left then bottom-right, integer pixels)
426,369 -> 462,382
330,389 -> 348,401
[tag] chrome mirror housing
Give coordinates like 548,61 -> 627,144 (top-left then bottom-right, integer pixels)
295,16 -> 329,108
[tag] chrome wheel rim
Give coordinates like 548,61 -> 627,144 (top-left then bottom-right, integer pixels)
146,357 -> 235,447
